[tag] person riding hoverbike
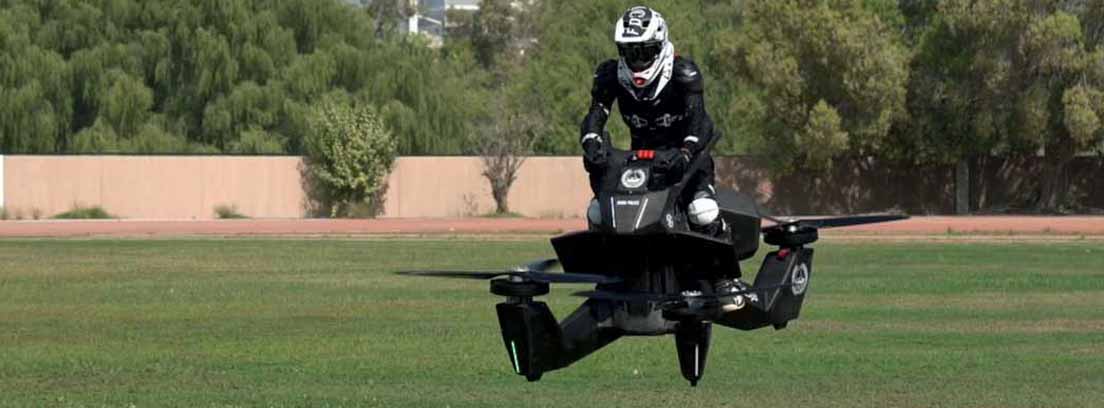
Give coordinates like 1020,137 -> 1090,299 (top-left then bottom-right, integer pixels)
579,5 -> 748,312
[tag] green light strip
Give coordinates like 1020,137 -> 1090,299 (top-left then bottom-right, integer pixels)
510,341 -> 521,374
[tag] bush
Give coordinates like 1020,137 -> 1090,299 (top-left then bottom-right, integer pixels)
53,204 -> 115,219
303,95 -> 396,218
213,204 -> 249,219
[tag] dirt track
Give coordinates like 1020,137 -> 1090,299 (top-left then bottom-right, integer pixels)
2,216 -> 1104,238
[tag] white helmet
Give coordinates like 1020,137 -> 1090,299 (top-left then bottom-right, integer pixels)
614,6 -> 674,100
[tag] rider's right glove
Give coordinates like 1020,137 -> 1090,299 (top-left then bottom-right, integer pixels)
582,136 -> 609,173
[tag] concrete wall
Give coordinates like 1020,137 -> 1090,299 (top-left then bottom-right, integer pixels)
1,155 -> 591,219
2,156 -> 306,219
4,155 -> 1100,219
383,157 -> 590,218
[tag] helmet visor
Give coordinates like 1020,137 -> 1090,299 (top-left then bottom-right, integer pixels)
618,42 -> 663,72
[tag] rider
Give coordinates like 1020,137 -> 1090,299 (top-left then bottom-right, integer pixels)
580,5 -> 747,310
578,5 -> 750,308
581,5 -> 724,237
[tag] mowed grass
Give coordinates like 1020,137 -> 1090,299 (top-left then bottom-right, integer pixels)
0,239 -> 1102,407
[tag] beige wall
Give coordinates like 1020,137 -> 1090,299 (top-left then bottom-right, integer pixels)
383,157 -> 591,218
2,155 -> 593,219
3,156 -> 306,219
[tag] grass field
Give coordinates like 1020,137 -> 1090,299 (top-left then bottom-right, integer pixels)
1,238 -> 1102,407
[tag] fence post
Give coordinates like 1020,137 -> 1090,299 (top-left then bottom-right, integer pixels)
955,160 -> 970,214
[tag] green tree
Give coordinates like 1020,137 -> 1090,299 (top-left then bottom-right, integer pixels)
904,0 -> 1104,211
712,0 -> 910,171
0,0 -> 489,156
303,95 -> 396,218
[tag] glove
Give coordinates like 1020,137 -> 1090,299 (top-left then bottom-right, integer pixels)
654,148 -> 691,176
582,139 -> 609,173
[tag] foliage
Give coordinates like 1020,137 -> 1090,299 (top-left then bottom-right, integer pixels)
213,204 -> 249,219
52,204 -> 115,219
303,95 -> 396,218
900,0 -> 1104,210
474,98 -> 544,215
1,0 -> 1102,212
0,0 -> 481,155
712,0 -> 910,171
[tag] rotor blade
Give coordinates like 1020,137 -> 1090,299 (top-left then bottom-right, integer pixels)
572,290 -> 675,302
520,258 -> 560,273
395,270 -> 506,280
798,214 -> 909,229
754,205 -> 789,225
525,271 -> 621,284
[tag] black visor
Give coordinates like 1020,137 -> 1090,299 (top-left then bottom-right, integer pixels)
618,42 -> 662,72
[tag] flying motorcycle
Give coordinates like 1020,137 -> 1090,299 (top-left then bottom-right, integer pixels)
400,139 -> 906,386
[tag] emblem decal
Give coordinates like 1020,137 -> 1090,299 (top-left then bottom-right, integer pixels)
620,168 -> 647,189
791,263 -> 810,295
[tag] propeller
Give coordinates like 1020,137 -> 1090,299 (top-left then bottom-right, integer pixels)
762,212 -> 909,229
396,258 -> 622,285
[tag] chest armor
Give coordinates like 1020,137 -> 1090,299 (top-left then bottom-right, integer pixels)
615,85 -> 687,148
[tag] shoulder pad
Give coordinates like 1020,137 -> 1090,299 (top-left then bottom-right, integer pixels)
594,59 -> 619,83
673,57 -> 704,93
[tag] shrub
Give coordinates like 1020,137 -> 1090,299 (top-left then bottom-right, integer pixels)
214,204 -> 249,219
53,204 -> 115,219
303,95 -> 396,218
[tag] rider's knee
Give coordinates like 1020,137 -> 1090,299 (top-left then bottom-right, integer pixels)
688,197 -> 719,226
587,199 -> 602,225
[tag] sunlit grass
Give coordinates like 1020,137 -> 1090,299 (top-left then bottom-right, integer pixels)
0,239 -> 1101,407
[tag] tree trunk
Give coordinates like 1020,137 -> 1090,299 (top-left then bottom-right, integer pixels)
1037,140 -> 1075,213
492,181 -> 510,214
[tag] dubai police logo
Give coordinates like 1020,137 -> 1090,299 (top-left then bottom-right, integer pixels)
620,168 -> 647,189
791,263 -> 810,295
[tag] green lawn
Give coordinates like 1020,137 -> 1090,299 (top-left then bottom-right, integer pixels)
0,239 -> 1102,407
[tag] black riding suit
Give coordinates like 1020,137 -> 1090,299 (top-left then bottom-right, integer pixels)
580,56 -> 717,209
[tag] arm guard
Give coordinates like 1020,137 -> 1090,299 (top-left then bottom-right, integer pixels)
675,58 -> 716,156
580,60 -> 619,145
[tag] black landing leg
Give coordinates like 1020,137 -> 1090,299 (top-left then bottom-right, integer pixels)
674,319 -> 712,386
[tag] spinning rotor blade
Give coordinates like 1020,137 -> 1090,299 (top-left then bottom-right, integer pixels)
571,290 -> 674,303
526,271 -> 622,284
796,214 -> 909,229
396,270 -> 506,280
397,257 -> 621,285
520,258 -> 560,273
397,270 -> 619,284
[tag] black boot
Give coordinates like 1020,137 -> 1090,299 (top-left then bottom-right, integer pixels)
713,277 -> 752,314
693,217 -> 729,240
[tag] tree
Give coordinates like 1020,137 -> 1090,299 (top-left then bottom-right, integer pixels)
303,95 -> 396,218
712,0 -> 910,171
904,0 -> 1104,211
0,0 -> 489,156
474,99 -> 544,215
